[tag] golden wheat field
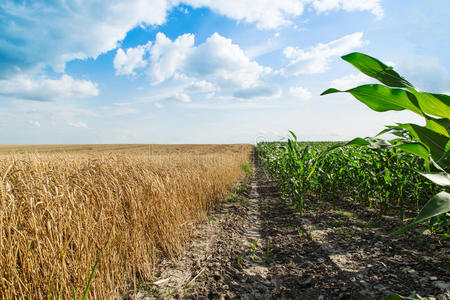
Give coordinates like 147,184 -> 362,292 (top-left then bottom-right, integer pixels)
0,144 -> 253,299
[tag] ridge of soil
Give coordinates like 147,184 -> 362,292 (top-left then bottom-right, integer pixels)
131,154 -> 449,300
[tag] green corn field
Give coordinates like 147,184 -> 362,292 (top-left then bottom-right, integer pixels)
258,52 -> 449,236
258,140 -> 440,221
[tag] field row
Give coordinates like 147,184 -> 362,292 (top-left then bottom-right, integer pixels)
257,141 -> 441,223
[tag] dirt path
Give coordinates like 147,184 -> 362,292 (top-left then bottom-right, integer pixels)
133,153 -> 449,299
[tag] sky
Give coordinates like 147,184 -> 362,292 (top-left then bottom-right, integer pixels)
0,0 -> 449,144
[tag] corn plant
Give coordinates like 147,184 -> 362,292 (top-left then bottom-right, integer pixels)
322,52 -> 449,233
258,53 -> 449,232
258,133 -> 322,213
258,140 -> 439,219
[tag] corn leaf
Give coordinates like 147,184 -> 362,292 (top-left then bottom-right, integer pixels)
394,143 -> 430,160
344,137 -> 371,146
417,171 -> 450,187
396,123 -> 449,164
321,84 -> 424,116
409,89 -> 450,119
393,191 -> 450,234
425,117 -> 449,137
341,52 -> 413,88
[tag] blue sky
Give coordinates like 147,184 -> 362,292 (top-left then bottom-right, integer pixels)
0,0 -> 449,144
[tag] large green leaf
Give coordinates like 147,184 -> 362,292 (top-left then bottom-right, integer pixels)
410,90 -> 450,119
418,171 -> 450,187
415,191 -> 450,224
425,116 -> 449,137
383,294 -> 403,300
288,130 -> 298,141
394,143 -> 430,160
341,52 -> 413,88
397,123 -> 449,164
344,137 -> 371,146
376,126 -> 411,139
321,84 -> 424,116
439,148 -> 450,167
393,191 -> 450,234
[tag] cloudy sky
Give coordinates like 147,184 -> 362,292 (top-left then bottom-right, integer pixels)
1,0 -> 449,144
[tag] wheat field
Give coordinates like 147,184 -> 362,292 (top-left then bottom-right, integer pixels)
0,144 -> 253,299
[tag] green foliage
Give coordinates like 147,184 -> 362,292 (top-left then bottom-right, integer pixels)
258,140 -> 439,219
330,220 -> 348,227
332,209 -> 353,218
356,221 -> 375,228
241,162 -> 253,175
393,191 -> 450,234
383,293 -> 425,300
232,185 -> 244,194
336,230 -> 355,238
341,52 -> 413,88
237,254 -> 243,266
258,52 -> 449,235
227,193 -> 238,203
208,215 -> 218,221
322,52 -> 450,233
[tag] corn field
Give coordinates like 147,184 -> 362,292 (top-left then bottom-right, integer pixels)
0,145 -> 252,299
259,52 -> 449,238
257,141 -> 440,219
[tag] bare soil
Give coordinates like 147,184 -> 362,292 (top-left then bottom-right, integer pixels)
131,154 -> 449,300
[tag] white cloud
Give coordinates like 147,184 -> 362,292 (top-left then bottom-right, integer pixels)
147,33 -> 195,85
68,121 -> 88,128
155,103 -> 164,108
282,32 -> 367,75
0,74 -> 99,101
308,0 -> 384,18
0,0 -> 170,75
289,86 -> 312,100
114,42 -> 151,75
167,92 -> 191,102
0,1 -> 384,78
145,32 -> 272,97
185,33 -> 271,89
180,0 -> 305,29
330,73 -> 373,90
28,120 -> 41,127
111,32 -> 280,101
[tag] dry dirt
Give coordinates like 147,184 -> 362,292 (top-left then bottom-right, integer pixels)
130,154 -> 449,300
